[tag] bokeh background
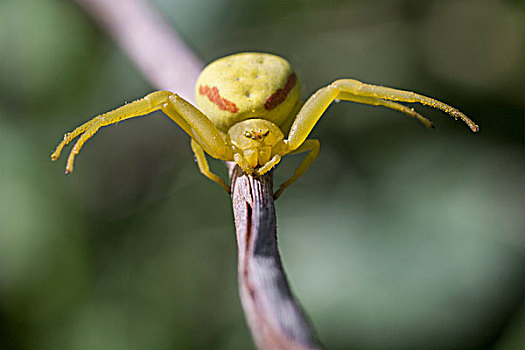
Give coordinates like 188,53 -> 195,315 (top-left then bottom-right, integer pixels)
1,0 -> 524,349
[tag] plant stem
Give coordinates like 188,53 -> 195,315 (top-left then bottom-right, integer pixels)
229,164 -> 322,350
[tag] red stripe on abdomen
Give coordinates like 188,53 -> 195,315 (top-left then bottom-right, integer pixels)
199,85 -> 239,113
264,73 -> 297,111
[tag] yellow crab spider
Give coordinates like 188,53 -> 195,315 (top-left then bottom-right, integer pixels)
51,52 -> 478,198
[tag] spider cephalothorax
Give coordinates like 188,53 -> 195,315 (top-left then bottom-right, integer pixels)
51,52 -> 478,198
228,119 -> 286,171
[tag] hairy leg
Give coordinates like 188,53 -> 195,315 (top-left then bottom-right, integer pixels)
52,91 -> 173,173
190,139 -> 230,193
332,79 -> 478,131
51,91 -> 172,164
51,91 -> 231,174
336,92 -> 434,129
285,79 -> 478,151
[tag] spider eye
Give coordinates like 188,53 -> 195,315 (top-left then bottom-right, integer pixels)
243,129 -> 269,140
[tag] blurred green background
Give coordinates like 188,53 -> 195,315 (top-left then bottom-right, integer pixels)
1,0 -> 524,349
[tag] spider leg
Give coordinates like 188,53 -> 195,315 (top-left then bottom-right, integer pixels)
161,95 -> 232,160
51,118 -> 99,161
52,91 -> 232,174
285,79 -> 478,151
274,139 -> 320,199
190,139 -> 230,193
52,91 -> 173,173
65,123 -> 103,174
333,79 -> 478,131
336,92 -> 434,129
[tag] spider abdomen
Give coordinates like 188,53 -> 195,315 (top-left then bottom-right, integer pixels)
195,52 -> 302,132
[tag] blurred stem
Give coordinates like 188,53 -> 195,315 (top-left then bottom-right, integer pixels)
74,0 -> 321,348
73,0 -> 203,101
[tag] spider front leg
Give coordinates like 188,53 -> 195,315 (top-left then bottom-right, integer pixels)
333,79 -> 479,131
51,91 -> 232,174
336,93 -> 435,129
51,91 -> 173,173
285,79 -> 479,151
